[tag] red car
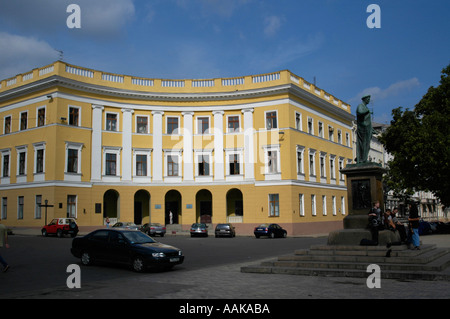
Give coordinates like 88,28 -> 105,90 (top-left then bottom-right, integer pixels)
42,218 -> 79,238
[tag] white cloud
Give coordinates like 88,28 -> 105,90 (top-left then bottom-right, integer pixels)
0,32 -> 59,80
264,16 -> 283,37
349,78 -> 420,104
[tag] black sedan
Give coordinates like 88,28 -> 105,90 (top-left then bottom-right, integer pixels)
71,229 -> 184,272
254,223 -> 287,238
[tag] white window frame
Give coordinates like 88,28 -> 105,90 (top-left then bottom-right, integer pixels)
296,145 -> 305,180
135,115 -> 150,134
36,106 -> 46,127
329,155 -> 336,182
307,117 -> 314,135
196,116 -> 211,135
332,196 -> 337,216
102,147 -> 121,181
105,112 -> 119,132
318,121 -> 324,138
68,105 -> 81,126
320,151 -> 327,183
164,149 -> 182,182
264,110 -> 278,130
226,114 -> 241,133
1,148 -> 11,184
33,142 -> 46,182
341,196 -> 346,215
299,193 -> 305,217
311,194 -> 316,216
268,193 -> 280,217
65,142 -> 83,182
194,149 -> 213,181
3,115 -> 12,134
225,149 -> 244,181
166,116 -> 180,135
133,148 -> 152,183
17,196 -> 24,220
35,195 -> 42,219
15,145 -> 27,183
1,197 -> 7,220
67,195 -> 77,219
295,111 -> 302,131
263,145 -> 281,180
309,148 -> 316,178
322,195 -> 327,216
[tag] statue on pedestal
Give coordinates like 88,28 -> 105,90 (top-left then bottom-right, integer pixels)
356,95 -> 374,164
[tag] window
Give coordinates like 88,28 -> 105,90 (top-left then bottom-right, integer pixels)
67,149 -> 78,173
337,130 -> 342,144
229,154 -> 240,175
227,116 -> 240,133
136,116 -> 148,134
311,195 -> 316,216
69,107 -> 79,126
330,155 -> 336,180
37,108 -> 45,127
308,117 -> 313,134
322,195 -> 327,216
35,195 -> 42,219
341,196 -> 346,215
267,150 -> 278,173
318,122 -> 323,137
296,146 -> 305,175
328,126 -> 334,141
167,155 -> 179,176
309,149 -> 316,176
346,133 -> 350,147
265,111 -> 277,129
197,117 -> 209,134
320,153 -> 326,177
67,195 -> 77,218
18,196 -> 24,219
20,112 -> 28,130
332,196 -> 337,216
105,153 -> 117,175
135,154 -> 147,176
299,194 -> 304,216
2,153 -> 9,177
36,149 -> 44,173
4,116 -> 11,134
268,194 -> 279,217
295,112 -> 302,130
197,154 -> 210,176
106,113 -> 118,131
18,152 -> 26,175
1,197 -> 6,220
167,117 -> 179,134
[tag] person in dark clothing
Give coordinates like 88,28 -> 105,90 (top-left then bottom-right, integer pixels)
368,201 -> 382,244
391,207 -> 407,243
408,203 -> 420,249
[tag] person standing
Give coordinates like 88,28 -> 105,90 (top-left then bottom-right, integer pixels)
408,203 -> 420,250
0,217 -> 10,272
368,200 -> 382,244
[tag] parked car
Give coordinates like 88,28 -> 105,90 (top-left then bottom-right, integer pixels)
71,229 -> 184,272
190,223 -> 208,237
254,223 -> 287,238
112,222 -> 140,230
215,223 -> 236,238
42,218 -> 79,238
140,223 -> 166,237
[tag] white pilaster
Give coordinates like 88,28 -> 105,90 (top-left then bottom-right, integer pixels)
242,108 -> 255,180
152,111 -> 164,181
121,108 -> 134,181
213,110 -> 224,180
182,112 -> 194,181
91,105 -> 103,181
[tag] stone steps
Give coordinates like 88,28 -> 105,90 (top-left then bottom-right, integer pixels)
241,244 -> 450,281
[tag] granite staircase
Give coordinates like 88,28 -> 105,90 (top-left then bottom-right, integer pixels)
241,244 -> 450,281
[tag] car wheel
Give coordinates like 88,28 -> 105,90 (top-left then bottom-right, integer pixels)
283,232 -> 287,238
81,252 -> 93,266
270,232 -> 275,239
132,256 -> 145,272
42,229 -> 48,237
57,229 -> 63,238
255,235 -> 260,238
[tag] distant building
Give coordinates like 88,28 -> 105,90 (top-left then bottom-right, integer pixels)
0,61 -> 354,235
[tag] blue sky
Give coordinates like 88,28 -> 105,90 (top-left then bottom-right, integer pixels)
0,0 -> 449,123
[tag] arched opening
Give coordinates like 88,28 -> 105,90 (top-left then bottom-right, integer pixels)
196,189 -> 212,224
134,190 -> 150,225
165,190 -> 182,225
226,188 -> 243,223
103,189 -> 119,223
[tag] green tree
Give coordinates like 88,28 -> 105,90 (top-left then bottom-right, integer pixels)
380,64 -> 450,206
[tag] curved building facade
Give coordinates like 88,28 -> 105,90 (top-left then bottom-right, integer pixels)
0,61 -> 354,235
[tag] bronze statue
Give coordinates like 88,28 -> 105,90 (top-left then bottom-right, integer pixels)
356,95 -> 373,163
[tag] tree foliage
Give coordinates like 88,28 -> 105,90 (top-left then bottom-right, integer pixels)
380,64 -> 450,206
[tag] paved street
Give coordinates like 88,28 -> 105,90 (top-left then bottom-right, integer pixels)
1,228 -> 449,303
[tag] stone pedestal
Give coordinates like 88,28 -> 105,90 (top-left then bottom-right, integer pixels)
328,162 -> 388,245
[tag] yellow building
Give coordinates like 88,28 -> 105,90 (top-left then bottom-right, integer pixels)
0,61 -> 354,235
